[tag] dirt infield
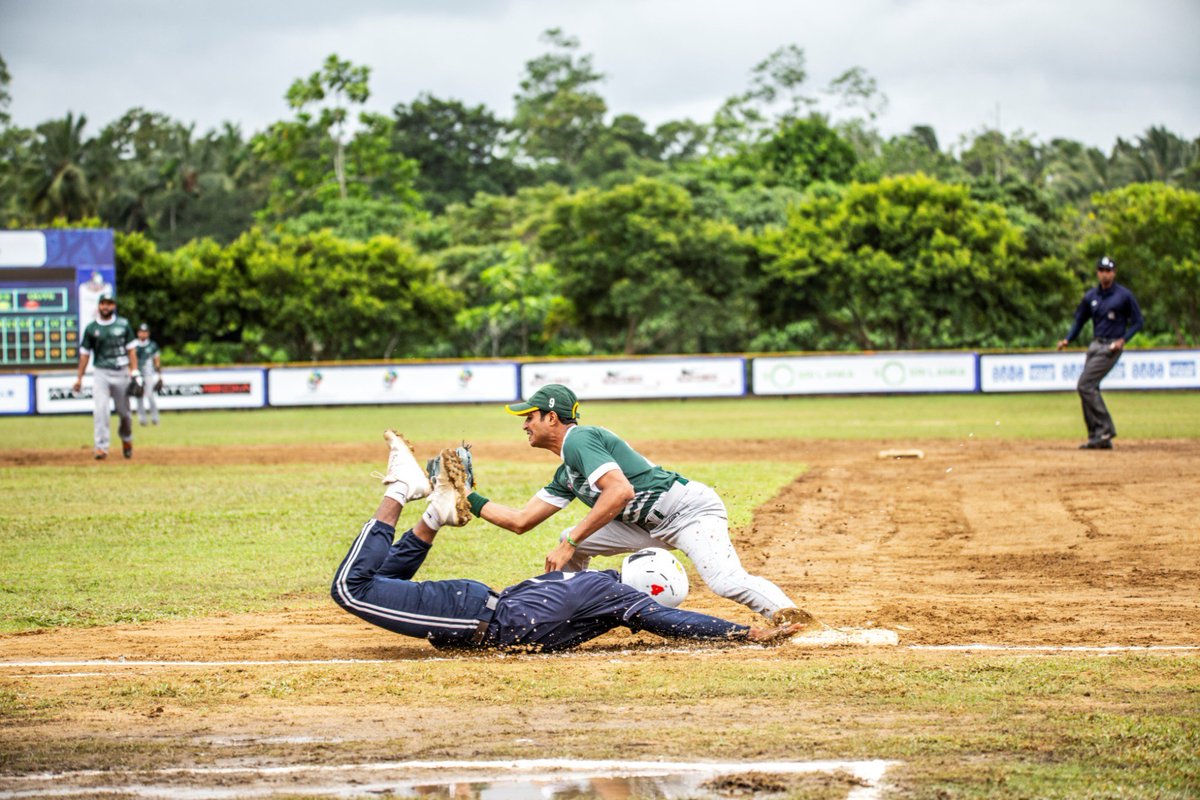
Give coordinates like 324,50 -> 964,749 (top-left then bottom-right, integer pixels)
2,437 -> 1198,793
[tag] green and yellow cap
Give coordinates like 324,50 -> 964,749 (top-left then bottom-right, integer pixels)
505,383 -> 580,421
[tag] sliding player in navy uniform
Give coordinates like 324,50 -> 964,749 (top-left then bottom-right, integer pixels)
331,432 -> 805,652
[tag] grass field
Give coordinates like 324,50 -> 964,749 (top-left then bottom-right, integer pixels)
2,392 -> 1198,799
2,391 -> 1199,448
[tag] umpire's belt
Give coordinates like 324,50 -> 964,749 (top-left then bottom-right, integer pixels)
470,592 -> 500,645
1093,337 -> 1114,344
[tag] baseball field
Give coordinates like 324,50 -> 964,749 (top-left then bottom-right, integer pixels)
2,392 -> 1198,799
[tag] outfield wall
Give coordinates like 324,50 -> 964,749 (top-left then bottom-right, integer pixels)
7,349 -> 1199,415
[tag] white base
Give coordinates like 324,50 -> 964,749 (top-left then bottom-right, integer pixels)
791,627 -> 900,647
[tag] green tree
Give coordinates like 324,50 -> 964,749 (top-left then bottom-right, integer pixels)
0,54 -> 11,127
755,174 -> 1077,350
711,44 -> 812,154
23,112 -> 96,222
451,243 -> 571,357
253,55 -> 421,233
1111,126 -> 1199,190
391,93 -> 532,213
752,115 -> 857,188
539,178 -> 756,354
1082,183 -> 1200,345
512,29 -> 607,179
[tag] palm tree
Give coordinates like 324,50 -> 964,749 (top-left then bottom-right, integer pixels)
1111,126 -> 1198,188
26,112 -> 96,221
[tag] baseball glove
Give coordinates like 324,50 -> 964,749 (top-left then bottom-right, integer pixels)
426,442 -> 475,489
127,372 -> 145,398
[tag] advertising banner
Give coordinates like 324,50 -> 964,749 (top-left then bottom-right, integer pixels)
0,374 -> 33,415
36,368 -> 267,414
980,350 -> 1200,392
519,358 -> 745,400
752,353 -> 978,395
267,363 -> 519,407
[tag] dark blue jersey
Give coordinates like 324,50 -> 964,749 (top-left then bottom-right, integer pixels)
1065,282 -> 1144,344
333,520 -> 750,652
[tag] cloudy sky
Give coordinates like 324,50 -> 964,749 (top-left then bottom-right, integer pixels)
1,0 -> 1197,151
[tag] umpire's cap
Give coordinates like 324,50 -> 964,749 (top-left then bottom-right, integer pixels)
1097,256 -> 1116,271
505,383 -> 579,422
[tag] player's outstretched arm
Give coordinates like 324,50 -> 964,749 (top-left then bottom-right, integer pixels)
478,495 -> 561,535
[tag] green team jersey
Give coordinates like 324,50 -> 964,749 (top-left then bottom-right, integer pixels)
80,316 -> 136,369
135,338 -> 161,370
537,426 -> 685,530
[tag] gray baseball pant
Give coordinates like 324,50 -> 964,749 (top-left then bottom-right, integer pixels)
559,480 -> 797,620
137,365 -> 160,425
1078,339 -> 1122,441
92,367 -> 133,452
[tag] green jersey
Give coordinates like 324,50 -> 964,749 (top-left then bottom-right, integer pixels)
80,316 -> 136,369
538,426 -> 685,530
135,338 -> 161,371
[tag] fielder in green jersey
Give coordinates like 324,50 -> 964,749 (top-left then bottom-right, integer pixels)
465,384 -> 816,627
134,323 -> 162,426
72,295 -> 141,459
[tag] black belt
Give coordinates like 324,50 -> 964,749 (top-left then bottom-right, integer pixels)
1094,337 -> 1114,344
470,593 -> 499,645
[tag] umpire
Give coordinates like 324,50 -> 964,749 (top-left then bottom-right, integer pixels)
1057,256 -> 1144,450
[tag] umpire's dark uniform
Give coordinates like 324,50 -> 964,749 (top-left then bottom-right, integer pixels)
1061,257 -> 1144,448
332,520 -> 750,652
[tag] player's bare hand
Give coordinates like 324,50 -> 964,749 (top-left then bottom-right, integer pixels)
1056,339 -> 1069,351
1110,338 -> 1125,351
745,623 -> 807,645
71,380 -> 82,393
544,541 -> 576,573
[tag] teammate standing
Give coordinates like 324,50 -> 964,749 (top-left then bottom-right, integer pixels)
460,384 -> 816,627
1057,256 -> 1144,450
72,295 -> 141,460
134,323 -> 162,426
331,431 -> 805,652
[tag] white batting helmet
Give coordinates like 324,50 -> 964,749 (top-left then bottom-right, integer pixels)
620,548 -> 689,608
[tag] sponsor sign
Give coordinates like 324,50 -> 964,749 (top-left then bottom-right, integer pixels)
752,353 -> 977,395
0,374 -> 33,415
267,363 -> 519,406
520,358 -> 745,401
980,350 -> 1200,392
36,368 -> 266,413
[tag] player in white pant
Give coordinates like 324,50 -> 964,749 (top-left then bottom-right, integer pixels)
461,384 -> 816,627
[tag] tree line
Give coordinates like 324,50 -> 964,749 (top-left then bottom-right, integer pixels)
1,32 -> 1197,364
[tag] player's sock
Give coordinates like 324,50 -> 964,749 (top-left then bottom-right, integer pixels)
420,503 -> 445,532
383,481 -> 413,505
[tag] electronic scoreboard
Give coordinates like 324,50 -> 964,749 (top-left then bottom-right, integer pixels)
0,230 -> 115,369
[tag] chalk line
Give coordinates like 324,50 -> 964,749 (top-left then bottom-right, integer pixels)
1,643 -> 1196,670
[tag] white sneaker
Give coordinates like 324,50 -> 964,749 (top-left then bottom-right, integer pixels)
424,447 -> 474,527
378,430 -> 432,501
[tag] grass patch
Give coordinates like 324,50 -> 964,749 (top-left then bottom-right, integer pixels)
2,392 -> 1198,449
